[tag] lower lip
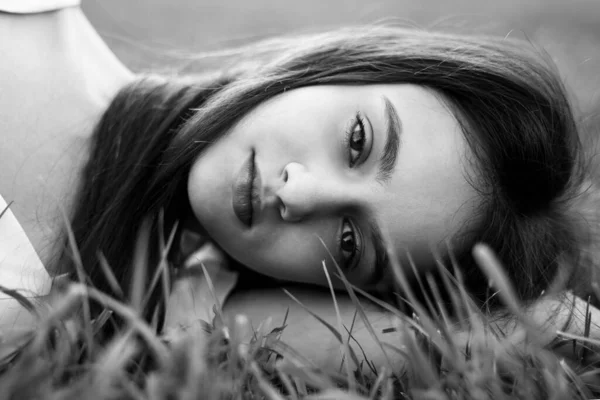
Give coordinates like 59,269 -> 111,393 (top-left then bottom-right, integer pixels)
232,151 -> 255,227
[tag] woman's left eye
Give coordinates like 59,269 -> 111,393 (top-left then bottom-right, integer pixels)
345,113 -> 370,167
339,218 -> 362,271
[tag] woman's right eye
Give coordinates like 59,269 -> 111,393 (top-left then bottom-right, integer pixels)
345,113 -> 370,167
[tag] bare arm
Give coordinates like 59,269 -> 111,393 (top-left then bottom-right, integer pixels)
223,285 -> 408,374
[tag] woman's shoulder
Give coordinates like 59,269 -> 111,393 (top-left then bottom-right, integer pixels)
0,4 -> 133,267
0,0 -> 80,14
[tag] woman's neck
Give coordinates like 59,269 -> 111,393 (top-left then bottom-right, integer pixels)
58,7 -> 135,107
0,7 -> 134,269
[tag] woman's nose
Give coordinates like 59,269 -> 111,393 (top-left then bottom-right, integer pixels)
276,162 -> 345,222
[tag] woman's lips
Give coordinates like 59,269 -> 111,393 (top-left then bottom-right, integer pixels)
232,150 -> 256,227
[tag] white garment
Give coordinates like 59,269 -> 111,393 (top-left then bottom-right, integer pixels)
0,0 -> 80,14
0,194 -> 52,332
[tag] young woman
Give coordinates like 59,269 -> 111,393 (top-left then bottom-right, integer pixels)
1,0 -> 598,367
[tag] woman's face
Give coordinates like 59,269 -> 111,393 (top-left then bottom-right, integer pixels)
187,84 -> 479,289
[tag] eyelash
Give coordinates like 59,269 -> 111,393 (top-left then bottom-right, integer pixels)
338,218 -> 362,271
344,112 -> 367,168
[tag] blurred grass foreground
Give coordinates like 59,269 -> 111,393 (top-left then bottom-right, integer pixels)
2,237 -> 600,399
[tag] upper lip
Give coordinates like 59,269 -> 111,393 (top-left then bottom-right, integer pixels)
232,150 -> 261,227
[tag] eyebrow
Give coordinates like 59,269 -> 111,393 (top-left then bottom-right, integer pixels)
376,96 -> 402,184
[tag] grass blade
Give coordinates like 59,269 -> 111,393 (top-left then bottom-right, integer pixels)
327,254 -> 395,376
59,204 -> 94,358
321,261 -> 357,392
130,219 -> 151,314
96,252 -> 124,299
250,361 -> 285,400
0,286 -> 39,317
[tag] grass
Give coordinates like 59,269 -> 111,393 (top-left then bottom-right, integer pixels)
2,230 -> 600,400
4,4 -> 600,396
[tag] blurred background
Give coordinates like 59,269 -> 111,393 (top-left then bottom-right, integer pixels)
83,0 -> 600,112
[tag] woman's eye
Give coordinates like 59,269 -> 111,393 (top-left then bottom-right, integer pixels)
346,113 -> 367,167
339,218 -> 362,271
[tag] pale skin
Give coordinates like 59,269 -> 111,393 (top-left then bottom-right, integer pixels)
187,84 -> 479,290
2,5 -> 599,372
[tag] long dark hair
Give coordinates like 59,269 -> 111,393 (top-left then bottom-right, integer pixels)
60,26 -> 591,324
